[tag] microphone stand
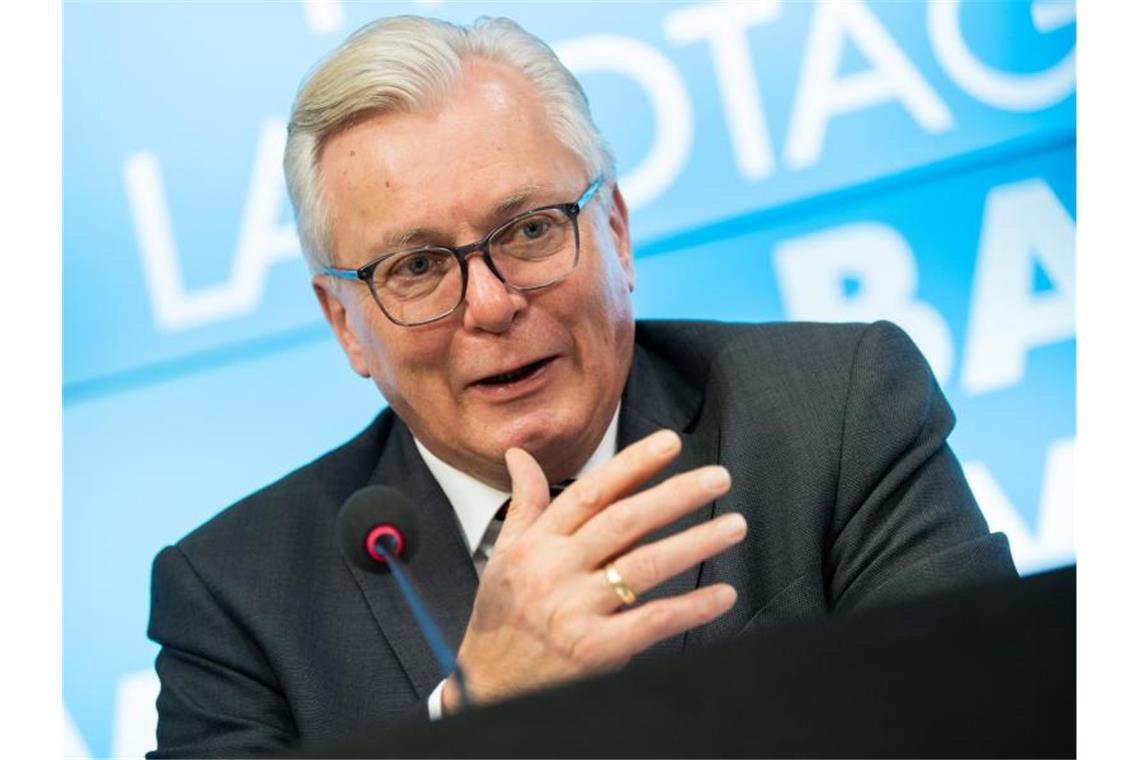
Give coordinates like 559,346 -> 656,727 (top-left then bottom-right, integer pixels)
375,540 -> 471,709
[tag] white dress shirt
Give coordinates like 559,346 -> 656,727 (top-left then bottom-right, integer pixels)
412,406 -> 621,719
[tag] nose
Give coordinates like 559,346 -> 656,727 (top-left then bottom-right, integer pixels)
461,254 -> 526,333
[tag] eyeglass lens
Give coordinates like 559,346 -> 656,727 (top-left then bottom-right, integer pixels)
371,207 -> 578,325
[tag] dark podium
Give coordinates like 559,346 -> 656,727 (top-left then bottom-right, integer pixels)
321,566 -> 1074,758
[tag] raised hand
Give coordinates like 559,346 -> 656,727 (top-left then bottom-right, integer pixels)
442,429 -> 746,713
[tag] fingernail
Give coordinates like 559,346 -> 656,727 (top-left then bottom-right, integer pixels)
715,585 -> 737,607
701,466 -> 730,492
648,430 -> 680,455
721,513 -> 747,540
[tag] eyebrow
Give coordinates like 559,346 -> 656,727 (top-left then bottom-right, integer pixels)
378,183 -> 549,253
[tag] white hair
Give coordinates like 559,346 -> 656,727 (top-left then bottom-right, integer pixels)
284,15 -> 616,272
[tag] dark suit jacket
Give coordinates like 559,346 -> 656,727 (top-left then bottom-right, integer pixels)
147,320 -> 1015,757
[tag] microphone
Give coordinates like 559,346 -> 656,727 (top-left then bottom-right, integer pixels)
337,485 -> 470,708
338,485 -> 419,570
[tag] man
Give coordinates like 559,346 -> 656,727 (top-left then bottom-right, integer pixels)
147,14 -> 1015,758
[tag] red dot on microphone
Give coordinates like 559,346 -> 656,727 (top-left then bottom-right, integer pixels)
365,525 -> 405,563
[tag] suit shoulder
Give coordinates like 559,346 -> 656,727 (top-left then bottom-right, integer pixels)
633,320 -> 935,429
175,411 -> 394,558
635,318 -> 888,379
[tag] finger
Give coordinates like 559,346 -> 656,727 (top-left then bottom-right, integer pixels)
590,512 -> 747,613
584,584 -> 738,663
497,447 -> 550,546
537,429 -> 681,536
575,464 -> 732,568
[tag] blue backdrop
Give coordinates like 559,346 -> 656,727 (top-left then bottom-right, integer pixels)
63,2 -> 1075,756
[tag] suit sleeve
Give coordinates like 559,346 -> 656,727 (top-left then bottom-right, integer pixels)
827,321 -> 1017,613
147,545 -> 298,758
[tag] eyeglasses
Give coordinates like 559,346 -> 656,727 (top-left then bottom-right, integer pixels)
322,178 -> 604,326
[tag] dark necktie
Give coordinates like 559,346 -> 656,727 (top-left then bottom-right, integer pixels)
493,481 -> 572,522
476,483 -> 573,576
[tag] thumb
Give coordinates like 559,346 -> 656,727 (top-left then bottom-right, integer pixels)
497,447 -> 549,546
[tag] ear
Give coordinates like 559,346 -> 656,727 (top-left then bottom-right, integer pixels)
607,183 -> 635,292
313,276 -> 371,378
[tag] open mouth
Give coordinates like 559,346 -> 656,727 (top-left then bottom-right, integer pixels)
475,356 -> 555,386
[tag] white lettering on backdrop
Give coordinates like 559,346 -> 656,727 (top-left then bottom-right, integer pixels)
556,35 -> 694,210
124,120 -> 300,332
965,438 -> 1075,574
961,178 -> 1076,395
785,0 -> 953,169
928,0 -> 1076,112
665,1 -> 782,180
771,221 -> 955,383
771,177 -> 1074,394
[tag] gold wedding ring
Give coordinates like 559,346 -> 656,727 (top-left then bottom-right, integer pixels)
604,562 -> 638,607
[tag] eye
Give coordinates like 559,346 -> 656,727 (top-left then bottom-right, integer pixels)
519,218 -> 552,240
377,250 -> 454,293
500,212 -> 562,246
396,254 -> 433,277
389,252 -> 444,279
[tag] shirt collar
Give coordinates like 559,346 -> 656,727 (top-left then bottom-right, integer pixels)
413,404 -> 621,555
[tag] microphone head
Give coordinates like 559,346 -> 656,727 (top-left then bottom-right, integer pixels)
337,485 -> 418,573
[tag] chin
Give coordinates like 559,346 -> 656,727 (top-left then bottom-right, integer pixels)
496,410 -> 571,451
507,409 -> 597,474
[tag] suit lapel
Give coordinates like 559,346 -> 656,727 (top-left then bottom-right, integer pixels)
340,420 -> 478,698
619,343 -> 721,658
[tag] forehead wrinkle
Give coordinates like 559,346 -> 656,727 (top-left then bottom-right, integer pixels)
383,225 -> 441,252
491,183 -> 544,218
